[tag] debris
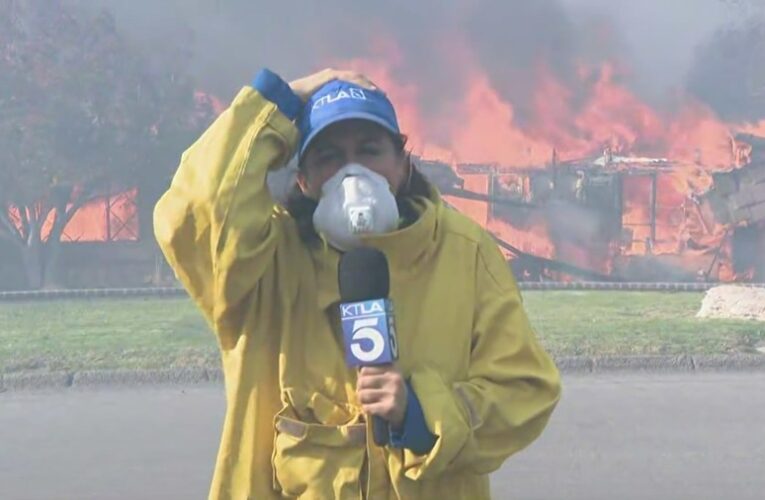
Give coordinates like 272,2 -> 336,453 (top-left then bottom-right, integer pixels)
697,285 -> 765,322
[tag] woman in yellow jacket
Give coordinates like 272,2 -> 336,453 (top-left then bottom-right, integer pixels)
154,67 -> 561,499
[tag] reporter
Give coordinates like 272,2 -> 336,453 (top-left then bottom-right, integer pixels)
154,67 -> 561,499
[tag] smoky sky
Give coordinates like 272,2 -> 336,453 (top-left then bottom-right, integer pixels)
687,18 -> 765,121
71,0 -> 759,122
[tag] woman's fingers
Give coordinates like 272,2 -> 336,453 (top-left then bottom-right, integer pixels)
357,388 -> 388,405
337,70 -> 379,90
289,68 -> 381,102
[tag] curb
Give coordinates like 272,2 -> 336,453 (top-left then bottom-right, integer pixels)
556,354 -> 765,373
2,355 -> 764,393
3,283 -> 765,301
0,367 -> 217,393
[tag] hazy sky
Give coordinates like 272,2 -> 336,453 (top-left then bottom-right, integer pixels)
72,0 -> 755,114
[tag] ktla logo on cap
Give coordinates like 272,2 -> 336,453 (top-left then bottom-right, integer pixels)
298,80 -> 400,157
311,87 -> 368,111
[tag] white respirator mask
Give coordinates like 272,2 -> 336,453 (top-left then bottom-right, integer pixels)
312,163 -> 400,251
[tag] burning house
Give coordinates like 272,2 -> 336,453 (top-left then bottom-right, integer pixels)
700,134 -> 765,280
418,133 -> 765,282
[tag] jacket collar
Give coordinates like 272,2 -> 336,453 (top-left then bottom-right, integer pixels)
313,185 -> 442,310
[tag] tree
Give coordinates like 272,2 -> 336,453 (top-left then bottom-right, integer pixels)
0,0 -> 214,288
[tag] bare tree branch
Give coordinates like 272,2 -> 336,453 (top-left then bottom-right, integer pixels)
62,197 -> 90,227
18,204 -> 30,241
24,207 -> 39,247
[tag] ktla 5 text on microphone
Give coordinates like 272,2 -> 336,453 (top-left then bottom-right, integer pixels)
338,247 -> 398,367
338,247 -> 400,446
340,295 -> 398,365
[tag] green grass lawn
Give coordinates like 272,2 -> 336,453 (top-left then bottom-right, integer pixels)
522,291 -> 764,356
1,292 -> 763,373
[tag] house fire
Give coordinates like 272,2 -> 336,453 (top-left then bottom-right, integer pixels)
699,134 -> 765,281
418,132 -> 765,282
338,45 -> 765,284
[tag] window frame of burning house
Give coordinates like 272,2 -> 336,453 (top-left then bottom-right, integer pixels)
489,172 -> 530,222
60,188 -> 140,243
7,188 -> 143,244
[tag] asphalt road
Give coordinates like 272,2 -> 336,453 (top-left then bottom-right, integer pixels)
1,373 -> 763,500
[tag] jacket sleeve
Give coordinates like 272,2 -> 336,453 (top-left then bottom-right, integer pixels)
153,85 -> 299,349
403,232 -> 562,480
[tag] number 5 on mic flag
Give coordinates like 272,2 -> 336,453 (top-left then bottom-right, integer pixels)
340,299 -> 398,366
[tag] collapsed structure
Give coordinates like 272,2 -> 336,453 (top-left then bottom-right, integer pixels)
418,134 -> 765,282
700,134 -> 765,280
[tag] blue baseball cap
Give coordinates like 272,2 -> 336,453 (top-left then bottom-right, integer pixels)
298,80 -> 400,158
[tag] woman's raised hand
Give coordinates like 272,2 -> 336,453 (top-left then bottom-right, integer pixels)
289,68 -> 379,103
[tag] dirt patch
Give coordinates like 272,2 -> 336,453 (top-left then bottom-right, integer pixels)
697,286 -> 765,322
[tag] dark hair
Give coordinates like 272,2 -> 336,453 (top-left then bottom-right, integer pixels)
286,132 -> 431,245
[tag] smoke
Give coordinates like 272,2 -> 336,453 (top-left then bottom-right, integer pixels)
687,18 -> 765,121
72,0 -> 760,124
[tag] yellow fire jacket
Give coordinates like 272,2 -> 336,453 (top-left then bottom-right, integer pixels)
154,85 -> 561,499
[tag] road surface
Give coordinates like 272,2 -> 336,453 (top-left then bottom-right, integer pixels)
1,373 -> 763,499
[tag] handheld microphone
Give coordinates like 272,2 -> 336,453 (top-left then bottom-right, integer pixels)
338,247 -> 399,447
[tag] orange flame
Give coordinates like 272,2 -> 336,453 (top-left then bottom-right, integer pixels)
333,40 -> 764,281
